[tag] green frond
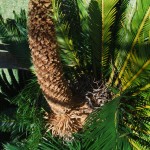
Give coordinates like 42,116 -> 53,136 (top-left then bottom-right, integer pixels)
100,0 -> 119,74
114,0 -> 150,86
0,70 -> 43,149
8,78 -> 44,150
88,0 -> 128,79
54,0 -> 94,76
0,69 -> 30,100
133,84 -> 150,96
120,41 -> 150,90
83,98 -> 131,150
0,10 -> 31,69
0,9 -> 27,42
122,60 -> 150,91
107,0 -> 130,85
121,89 -> 150,149
82,85 -> 150,149
38,132 -> 82,150
53,1 -> 79,68
57,0 -> 89,68
77,0 -> 90,34
0,115 -> 16,133
38,133 -> 68,150
76,0 -> 92,68
88,0 -> 102,79
3,143 -> 21,150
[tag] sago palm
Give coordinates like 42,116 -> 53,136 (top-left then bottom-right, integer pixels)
28,0 -> 150,148
0,0 -> 149,149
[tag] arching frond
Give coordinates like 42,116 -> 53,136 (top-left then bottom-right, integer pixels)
82,97 -> 133,150
82,87 -> 150,150
0,76 -> 44,150
53,1 -> 80,68
0,10 -> 31,69
38,132 -> 82,150
114,0 -> 150,86
0,69 -> 31,100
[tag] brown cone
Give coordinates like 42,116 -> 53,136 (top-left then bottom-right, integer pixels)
28,0 -> 92,139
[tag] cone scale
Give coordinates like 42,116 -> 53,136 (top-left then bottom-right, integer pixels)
28,0 -> 92,139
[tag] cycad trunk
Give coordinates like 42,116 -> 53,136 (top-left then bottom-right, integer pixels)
28,0 -> 72,114
28,0 -> 92,139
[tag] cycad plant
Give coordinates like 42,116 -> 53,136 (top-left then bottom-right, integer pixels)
29,0 -> 149,140
0,0 -> 150,149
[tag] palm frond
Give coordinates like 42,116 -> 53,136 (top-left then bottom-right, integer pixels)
88,0 -> 102,79
10,78 -> 44,149
0,115 -> 16,133
0,70 -> 43,149
83,86 -> 150,149
114,0 -> 150,86
0,10 -> 27,42
57,0 -> 87,68
0,69 -> 31,100
38,132 -> 82,150
3,143 -> 21,150
54,0 -> 93,76
107,0 -> 130,85
1,78 -> 44,150
82,97 -> 132,150
76,0 -> 92,69
53,1 -> 80,68
0,10 -> 31,69
121,89 -> 150,149
88,0 -> 124,79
